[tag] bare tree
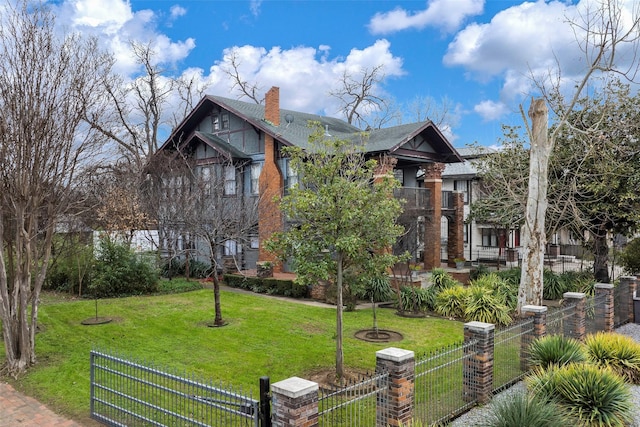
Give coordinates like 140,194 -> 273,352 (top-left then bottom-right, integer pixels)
407,95 -> 458,128
0,0 -> 112,376
330,65 -> 388,128
220,47 -> 264,104
185,158 -> 259,326
517,0 -> 640,312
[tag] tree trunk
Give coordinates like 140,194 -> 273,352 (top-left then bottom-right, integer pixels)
518,99 -> 550,314
593,227 -> 610,283
212,271 -> 225,326
336,253 -> 344,381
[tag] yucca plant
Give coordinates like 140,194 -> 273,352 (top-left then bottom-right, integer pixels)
435,285 -> 470,319
464,284 -> 512,325
470,273 -> 518,310
584,332 -> 640,384
481,391 -> 568,427
527,335 -> 587,369
527,364 -> 633,427
430,267 -> 460,291
543,269 -> 567,300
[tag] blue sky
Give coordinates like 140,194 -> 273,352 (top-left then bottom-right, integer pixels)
49,0 -> 639,148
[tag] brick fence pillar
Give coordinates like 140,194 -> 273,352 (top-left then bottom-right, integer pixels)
595,283 -> 615,333
375,347 -> 415,427
520,305 -> 547,371
271,377 -> 318,427
463,321 -> 494,404
619,276 -> 637,324
563,292 -> 586,341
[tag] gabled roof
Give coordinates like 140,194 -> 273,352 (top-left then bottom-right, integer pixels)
442,146 -> 496,179
161,94 -> 463,164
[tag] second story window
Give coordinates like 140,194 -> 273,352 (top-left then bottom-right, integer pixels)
285,160 -> 298,192
224,165 -> 236,195
251,163 -> 262,195
212,114 -> 220,130
221,112 -> 229,129
454,180 -> 469,204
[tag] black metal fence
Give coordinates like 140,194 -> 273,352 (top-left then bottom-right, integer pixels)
90,350 -> 264,427
318,371 -> 389,426
414,340 -> 478,426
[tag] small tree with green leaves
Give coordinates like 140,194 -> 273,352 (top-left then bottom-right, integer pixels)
266,123 -> 404,380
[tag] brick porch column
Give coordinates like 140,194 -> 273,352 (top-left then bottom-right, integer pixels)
594,283 -> 615,333
447,191 -> 465,267
463,321 -> 494,404
271,377 -> 318,427
258,87 -> 284,272
619,276 -> 637,324
375,347 -> 415,427
422,163 -> 445,271
520,305 -> 547,371
563,292 -> 586,341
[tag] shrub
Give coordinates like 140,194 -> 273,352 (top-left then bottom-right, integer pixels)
481,391 -> 568,427
398,286 -> 431,313
435,285 -> 470,319
45,236 -> 93,295
558,270 -> 596,296
584,332 -> 640,384
156,279 -> 204,294
464,284 -> 511,325
495,267 -> 521,287
223,274 -> 308,298
527,335 -> 587,369
90,237 -> 158,298
543,269 -> 569,300
470,273 -> 518,310
430,268 -> 460,291
527,364 -> 633,427
619,237 -> 640,275
161,258 -> 212,279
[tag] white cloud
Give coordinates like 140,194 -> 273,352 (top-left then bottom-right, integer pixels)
250,0 -> 262,17
444,0 -> 640,104
54,0 -> 195,75
368,0 -> 484,34
170,5 -> 186,19
474,100 -> 509,122
196,39 -> 405,118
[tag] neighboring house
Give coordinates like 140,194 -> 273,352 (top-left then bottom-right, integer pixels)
157,87 -> 465,272
441,147 -> 522,263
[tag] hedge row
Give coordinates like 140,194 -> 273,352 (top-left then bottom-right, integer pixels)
223,274 -> 309,298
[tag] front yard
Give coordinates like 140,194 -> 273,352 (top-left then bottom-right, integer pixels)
1,286 -> 463,424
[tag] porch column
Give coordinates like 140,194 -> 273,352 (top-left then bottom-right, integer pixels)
422,163 -> 445,271
447,191 -> 465,267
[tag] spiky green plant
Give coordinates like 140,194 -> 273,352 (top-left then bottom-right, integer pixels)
470,273 -> 518,310
527,364 -> 633,427
543,269 -> 567,300
435,285 -> 470,319
527,335 -> 587,369
464,284 -> 511,325
481,391 -> 568,427
584,332 -> 640,384
430,268 -> 460,291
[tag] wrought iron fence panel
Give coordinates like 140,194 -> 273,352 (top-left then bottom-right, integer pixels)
90,350 -> 259,427
414,340 -> 477,426
493,318 -> 534,393
318,371 -> 388,427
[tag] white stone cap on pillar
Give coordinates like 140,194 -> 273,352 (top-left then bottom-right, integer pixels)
464,321 -> 495,332
522,305 -> 547,313
271,377 -> 318,398
594,283 -> 614,289
563,292 -> 586,299
376,347 -> 415,363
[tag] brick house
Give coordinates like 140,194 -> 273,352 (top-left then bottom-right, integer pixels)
157,87 -> 465,272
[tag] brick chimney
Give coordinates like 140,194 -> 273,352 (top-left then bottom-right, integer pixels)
265,86 -> 280,126
258,87 -> 284,270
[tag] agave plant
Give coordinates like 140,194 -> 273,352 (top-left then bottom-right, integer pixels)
481,391 -> 568,427
584,332 -> 640,384
527,335 -> 587,369
527,364 -> 633,427
464,284 -> 511,325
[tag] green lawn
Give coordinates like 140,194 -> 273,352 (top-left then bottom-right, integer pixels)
1,286 -> 463,424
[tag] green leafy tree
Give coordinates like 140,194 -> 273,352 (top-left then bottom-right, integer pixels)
266,123 -> 404,380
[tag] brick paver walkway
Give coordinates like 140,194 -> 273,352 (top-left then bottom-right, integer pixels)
0,382 -> 83,427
